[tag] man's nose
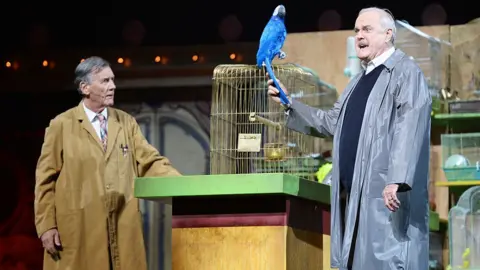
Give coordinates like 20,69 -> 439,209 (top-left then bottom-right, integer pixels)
109,81 -> 116,91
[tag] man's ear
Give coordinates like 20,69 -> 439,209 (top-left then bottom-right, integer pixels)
385,29 -> 393,43
79,81 -> 90,96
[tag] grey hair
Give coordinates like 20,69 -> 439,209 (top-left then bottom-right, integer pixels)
74,56 -> 110,95
359,7 -> 396,45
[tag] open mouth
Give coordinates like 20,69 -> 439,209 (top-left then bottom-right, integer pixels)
359,44 -> 368,49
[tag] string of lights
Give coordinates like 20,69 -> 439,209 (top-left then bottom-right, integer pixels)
4,53 -> 243,71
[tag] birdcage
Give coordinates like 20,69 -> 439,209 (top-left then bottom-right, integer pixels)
441,133 -> 480,181
448,186 -> 480,269
448,21 -> 480,104
210,64 -> 337,181
395,20 -> 451,114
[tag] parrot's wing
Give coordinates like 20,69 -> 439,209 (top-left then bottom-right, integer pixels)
273,25 -> 286,53
258,20 -> 280,53
267,20 -> 287,56
259,21 -> 275,45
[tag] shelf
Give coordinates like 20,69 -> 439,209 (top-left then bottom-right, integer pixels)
432,113 -> 480,128
433,113 -> 480,120
435,180 -> 480,187
435,180 -> 480,199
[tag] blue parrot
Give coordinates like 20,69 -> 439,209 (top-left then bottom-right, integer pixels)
256,5 -> 290,106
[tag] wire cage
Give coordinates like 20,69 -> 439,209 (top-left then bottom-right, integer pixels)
448,186 -> 480,269
441,133 -> 480,181
395,20 -> 451,114
449,21 -> 480,101
210,64 -> 337,181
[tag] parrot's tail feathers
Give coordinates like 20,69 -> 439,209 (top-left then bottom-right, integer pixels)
264,58 -> 290,105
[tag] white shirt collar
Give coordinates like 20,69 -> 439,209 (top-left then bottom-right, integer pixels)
362,46 -> 395,70
82,102 -> 108,122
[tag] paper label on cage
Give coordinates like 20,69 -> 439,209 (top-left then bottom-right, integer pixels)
237,133 -> 262,152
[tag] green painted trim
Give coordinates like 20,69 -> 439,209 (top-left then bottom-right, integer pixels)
134,173 -> 443,232
432,113 -> 480,128
433,113 -> 480,120
134,173 -> 331,204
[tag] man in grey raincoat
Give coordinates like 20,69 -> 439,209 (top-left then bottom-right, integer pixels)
267,7 -> 432,270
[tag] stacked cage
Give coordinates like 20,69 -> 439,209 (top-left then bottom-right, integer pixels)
395,20 -> 451,114
441,133 -> 480,182
210,64 -> 337,181
448,186 -> 480,269
448,21 -> 480,108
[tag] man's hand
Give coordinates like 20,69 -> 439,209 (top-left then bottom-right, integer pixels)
41,228 -> 61,258
266,74 -> 290,105
382,184 -> 400,212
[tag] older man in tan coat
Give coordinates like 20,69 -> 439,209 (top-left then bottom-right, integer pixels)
34,56 -> 181,270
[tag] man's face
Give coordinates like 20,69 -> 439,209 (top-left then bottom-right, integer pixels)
81,67 -> 116,108
354,11 -> 392,62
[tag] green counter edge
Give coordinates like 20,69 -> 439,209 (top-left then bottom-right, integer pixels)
134,173 -> 442,231
134,173 -> 331,205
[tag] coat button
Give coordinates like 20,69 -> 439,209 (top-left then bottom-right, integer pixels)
106,184 -> 111,190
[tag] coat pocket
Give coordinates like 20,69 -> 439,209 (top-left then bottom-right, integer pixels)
390,192 -> 411,240
117,146 -> 135,179
367,168 -> 389,198
56,210 -> 82,249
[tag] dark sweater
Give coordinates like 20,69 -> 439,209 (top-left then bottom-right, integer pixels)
338,65 -> 384,193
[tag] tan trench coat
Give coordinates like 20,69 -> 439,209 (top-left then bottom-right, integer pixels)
34,102 -> 181,270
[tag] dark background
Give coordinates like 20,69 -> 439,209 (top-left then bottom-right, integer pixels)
1,0 -> 477,51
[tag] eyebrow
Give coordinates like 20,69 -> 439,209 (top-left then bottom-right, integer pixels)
354,25 -> 373,31
100,76 -> 114,81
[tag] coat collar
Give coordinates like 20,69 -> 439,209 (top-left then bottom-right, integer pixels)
361,46 -> 395,72
75,101 -> 117,122
383,48 -> 406,72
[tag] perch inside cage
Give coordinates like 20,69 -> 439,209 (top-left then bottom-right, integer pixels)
248,112 -> 287,161
210,63 -> 337,180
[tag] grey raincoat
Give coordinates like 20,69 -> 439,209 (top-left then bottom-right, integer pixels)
285,49 -> 431,270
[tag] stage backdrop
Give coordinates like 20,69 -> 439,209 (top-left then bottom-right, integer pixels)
117,100 -> 211,270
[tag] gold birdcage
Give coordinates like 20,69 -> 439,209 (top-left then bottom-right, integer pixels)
210,64 -> 337,181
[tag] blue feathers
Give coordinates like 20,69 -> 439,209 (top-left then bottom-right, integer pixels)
256,5 -> 290,106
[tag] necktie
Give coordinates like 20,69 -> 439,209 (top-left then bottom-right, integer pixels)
96,114 -> 108,151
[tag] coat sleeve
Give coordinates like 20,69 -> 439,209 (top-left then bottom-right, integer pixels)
132,118 -> 182,177
34,118 -> 63,238
386,66 -> 432,192
285,96 -> 344,138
